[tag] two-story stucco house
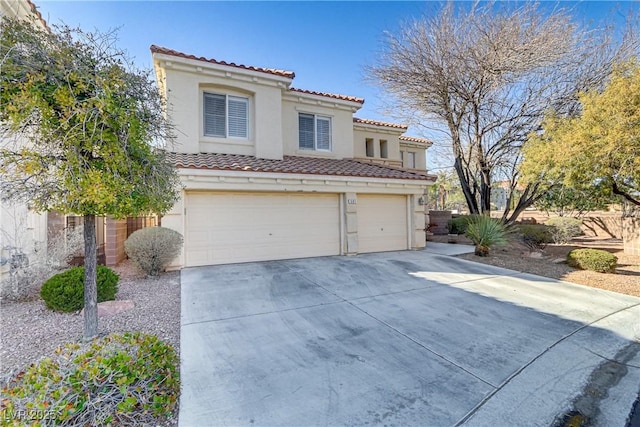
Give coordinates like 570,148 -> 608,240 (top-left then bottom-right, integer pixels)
151,46 -> 436,268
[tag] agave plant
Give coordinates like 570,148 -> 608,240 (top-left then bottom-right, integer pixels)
464,215 -> 510,256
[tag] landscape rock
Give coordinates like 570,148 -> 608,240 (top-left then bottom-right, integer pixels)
81,300 -> 135,317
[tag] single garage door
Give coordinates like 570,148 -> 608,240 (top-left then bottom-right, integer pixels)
357,194 -> 408,253
185,192 -> 340,266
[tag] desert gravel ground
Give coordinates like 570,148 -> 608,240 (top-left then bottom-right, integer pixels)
453,237 -> 640,297
0,261 -> 181,383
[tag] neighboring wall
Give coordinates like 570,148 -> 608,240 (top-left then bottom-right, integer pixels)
105,218 -> 127,266
0,0 -> 49,284
623,218 -> 639,256
515,210 -> 624,239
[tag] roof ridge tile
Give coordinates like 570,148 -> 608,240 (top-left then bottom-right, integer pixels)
150,45 -> 295,79
289,88 -> 364,104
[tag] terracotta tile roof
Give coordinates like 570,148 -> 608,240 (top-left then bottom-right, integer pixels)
399,135 -> 433,146
353,117 -> 407,130
168,152 -> 433,181
289,88 -> 364,104
26,0 -> 49,31
150,45 -> 295,79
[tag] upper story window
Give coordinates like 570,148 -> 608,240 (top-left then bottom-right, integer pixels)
365,138 -> 374,157
204,92 -> 248,138
380,140 -> 388,158
299,113 -> 331,151
407,152 -> 416,168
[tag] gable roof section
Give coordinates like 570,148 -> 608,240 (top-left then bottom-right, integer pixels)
168,152 -> 434,181
353,117 -> 407,129
150,45 -> 295,79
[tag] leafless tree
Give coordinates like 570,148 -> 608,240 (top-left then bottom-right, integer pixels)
368,1 -> 638,221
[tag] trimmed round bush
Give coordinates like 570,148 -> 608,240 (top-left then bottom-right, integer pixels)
567,249 -> 617,273
545,217 -> 584,244
0,332 -> 179,426
518,224 -> 554,249
40,266 -> 119,312
125,226 -> 183,276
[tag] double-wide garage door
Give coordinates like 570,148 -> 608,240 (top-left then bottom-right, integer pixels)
185,192 -> 341,266
184,192 -> 410,267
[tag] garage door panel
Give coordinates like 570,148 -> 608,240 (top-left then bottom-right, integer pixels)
358,195 -> 408,253
185,192 -> 340,266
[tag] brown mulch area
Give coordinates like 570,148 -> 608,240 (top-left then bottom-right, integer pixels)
430,235 -> 640,298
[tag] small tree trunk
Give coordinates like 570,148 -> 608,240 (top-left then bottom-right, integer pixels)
453,157 -> 479,214
83,215 -> 98,340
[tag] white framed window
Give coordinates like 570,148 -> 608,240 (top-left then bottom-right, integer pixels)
299,113 -> 331,151
203,92 -> 248,138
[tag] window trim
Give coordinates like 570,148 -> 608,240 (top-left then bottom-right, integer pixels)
298,112 -> 332,152
203,91 -> 249,139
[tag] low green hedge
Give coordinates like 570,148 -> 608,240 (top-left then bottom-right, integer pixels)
567,249 -> 617,273
40,266 -> 119,312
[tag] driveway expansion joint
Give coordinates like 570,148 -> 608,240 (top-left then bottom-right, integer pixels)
181,299 -> 346,326
453,301 -> 640,426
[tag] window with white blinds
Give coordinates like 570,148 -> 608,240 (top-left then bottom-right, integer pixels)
203,92 -> 248,138
298,113 -> 332,151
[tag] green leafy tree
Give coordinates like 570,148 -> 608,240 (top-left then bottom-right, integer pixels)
428,170 -> 467,211
522,61 -> 640,208
0,18 -> 180,339
534,184 -> 614,217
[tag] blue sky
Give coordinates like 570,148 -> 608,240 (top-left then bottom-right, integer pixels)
34,1 -> 636,136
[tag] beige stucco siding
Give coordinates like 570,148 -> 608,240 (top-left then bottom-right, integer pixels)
353,129 -> 402,162
281,99 -> 355,159
399,144 -> 427,171
157,57 -> 289,159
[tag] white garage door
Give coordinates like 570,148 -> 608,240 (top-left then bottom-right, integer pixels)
185,192 -> 340,266
357,194 -> 408,253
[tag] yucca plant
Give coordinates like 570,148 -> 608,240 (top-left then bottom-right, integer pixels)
465,215 -> 510,256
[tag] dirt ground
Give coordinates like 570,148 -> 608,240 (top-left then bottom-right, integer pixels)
430,235 -> 640,298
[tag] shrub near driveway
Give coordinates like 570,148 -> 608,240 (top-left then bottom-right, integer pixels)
40,266 -> 119,312
0,332 -> 179,426
465,215 -> 510,256
567,248 -> 618,273
447,215 -> 473,234
545,217 -> 584,244
125,227 -> 183,276
518,224 -> 554,249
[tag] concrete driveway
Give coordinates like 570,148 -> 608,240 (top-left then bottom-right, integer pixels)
179,245 -> 640,426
